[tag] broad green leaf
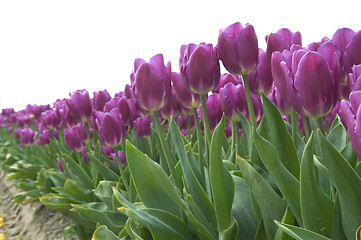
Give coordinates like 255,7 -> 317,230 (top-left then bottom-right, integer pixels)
63,153 -> 94,189
238,110 -> 252,157
126,140 -> 181,218
220,217 -> 238,240
274,207 -> 295,240
300,133 -> 333,237
253,130 -> 302,224
261,94 -> 300,179
318,130 -> 361,240
275,221 -> 331,240
71,202 -> 126,234
94,180 -> 117,210
53,178 -> 94,203
209,116 -> 235,233
326,123 -> 347,151
231,175 -> 258,240
331,195 -> 347,240
88,153 -> 120,182
113,188 -> 193,240
237,156 -> 286,239
169,118 -> 216,229
91,225 -> 119,240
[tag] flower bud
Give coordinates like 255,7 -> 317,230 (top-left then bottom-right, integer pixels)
95,108 -> 124,147
64,127 -> 83,152
20,128 -> 37,146
172,72 -> 201,109
66,89 -> 92,123
92,90 -> 111,111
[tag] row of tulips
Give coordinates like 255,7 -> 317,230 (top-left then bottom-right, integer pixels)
0,22 -> 361,240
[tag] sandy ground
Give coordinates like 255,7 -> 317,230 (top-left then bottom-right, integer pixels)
0,170 -> 78,240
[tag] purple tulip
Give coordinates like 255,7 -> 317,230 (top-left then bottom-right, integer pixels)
95,108 -> 124,147
272,48 -> 339,117
57,158 -> 67,173
37,129 -> 52,146
198,94 -> 223,130
340,91 -> 361,160
117,97 -> 132,129
180,43 -> 220,94
213,73 -> 241,94
172,72 -> 201,110
81,146 -> 89,164
219,83 -> 248,122
111,150 -> 126,166
133,116 -> 152,138
101,145 -> 114,157
159,86 -> 179,120
1,108 -> 15,116
17,114 -> 32,128
133,54 -> 172,112
41,110 -> 60,130
92,90 -> 111,111
104,97 -> 121,112
341,64 -> 361,99
74,122 -> 89,144
248,48 -> 273,95
266,28 -> 302,65
217,22 -> 259,75
66,89 -> 92,123
20,128 -> 37,146
63,127 -> 84,152
268,85 -> 292,116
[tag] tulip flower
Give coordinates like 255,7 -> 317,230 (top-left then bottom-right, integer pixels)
81,146 -> 89,164
20,128 -> 37,146
95,108 -> 124,147
172,72 -> 201,110
159,86 -> 179,120
248,48 -> 273,95
219,83 -> 247,122
117,97 -> 132,129
101,145 -> 114,157
111,150 -> 126,166
37,129 -> 51,146
66,89 -> 92,123
197,94 -> 223,131
341,64 -> 361,99
92,90 -> 111,111
104,97 -> 121,112
272,48 -> 338,118
57,158 -> 66,173
180,43 -> 220,94
268,85 -> 292,116
340,90 -> 361,160
266,28 -> 302,65
133,116 -> 152,138
41,110 -> 60,130
64,127 -> 84,152
133,54 -> 171,112
217,22 -> 259,75
213,73 -> 241,94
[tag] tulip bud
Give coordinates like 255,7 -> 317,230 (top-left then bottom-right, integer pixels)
57,158 -> 66,173
133,54 -> 172,112
172,72 -> 201,109
66,89 -> 92,123
38,129 -> 52,146
20,128 -> 37,146
198,94 -> 223,130
95,108 -> 124,147
92,90 -> 111,111
340,91 -> 361,160
248,49 -> 273,95
111,150 -> 126,166
41,110 -> 60,130
213,73 -> 241,94
180,43 -> 220,94
133,116 -> 152,138
219,83 -> 247,122
217,22 -> 259,75
159,86 -> 179,120
64,127 -> 83,152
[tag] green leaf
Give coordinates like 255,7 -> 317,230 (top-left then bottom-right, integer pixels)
62,154 -> 94,189
253,130 -> 302,224
331,195 -> 347,240
274,207 -> 295,240
237,156 -> 286,240
275,221 -> 331,240
113,188 -> 193,240
231,176 -> 258,240
126,140 -> 182,218
326,123 -> 347,151
169,118 -> 216,228
261,93 -> 300,179
300,133 -> 333,237
94,181 -> 117,210
209,115 -> 235,233
92,225 -> 119,240
238,110 -> 252,157
88,153 -> 120,182
71,202 -> 126,234
318,131 -> 361,240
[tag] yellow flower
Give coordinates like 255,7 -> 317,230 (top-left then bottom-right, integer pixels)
0,233 -> 5,240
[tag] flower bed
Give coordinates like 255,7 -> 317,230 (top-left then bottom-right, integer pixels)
0,23 -> 361,240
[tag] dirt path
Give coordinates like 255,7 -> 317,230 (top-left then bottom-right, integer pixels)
0,170 -> 77,240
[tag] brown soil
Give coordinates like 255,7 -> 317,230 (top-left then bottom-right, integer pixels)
0,170 -> 78,240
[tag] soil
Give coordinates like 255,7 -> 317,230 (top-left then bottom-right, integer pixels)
0,170 -> 78,240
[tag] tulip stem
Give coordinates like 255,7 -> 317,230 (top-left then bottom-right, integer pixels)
152,111 -> 181,190
200,94 -> 211,144
316,117 -> 325,136
192,108 -> 206,184
231,121 -> 239,163
242,75 -> 257,130
113,147 -> 129,191
302,116 -> 311,140
291,108 -> 299,144
186,115 -> 192,141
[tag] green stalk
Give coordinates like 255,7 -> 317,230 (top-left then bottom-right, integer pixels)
200,93 -> 211,144
152,111 -> 181,190
186,115 -> 192,141
192,108 -> 205,183
231,121 -> 239,163
113,147 -> 129,191
302,116 -> 312,140
291,108 -> 299,144
242,75 -> 257,129
315,117 -> 325,136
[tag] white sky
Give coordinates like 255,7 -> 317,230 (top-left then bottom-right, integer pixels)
1,0 -> 360,110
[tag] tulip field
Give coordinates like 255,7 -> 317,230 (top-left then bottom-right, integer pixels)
1,23 -> 361,240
